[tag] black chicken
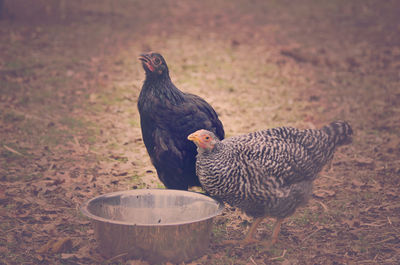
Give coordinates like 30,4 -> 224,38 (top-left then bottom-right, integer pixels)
138,52 -> 224,190
188,121 -> 353,246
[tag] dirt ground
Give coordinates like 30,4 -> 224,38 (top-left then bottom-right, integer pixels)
1,0 -> 399,264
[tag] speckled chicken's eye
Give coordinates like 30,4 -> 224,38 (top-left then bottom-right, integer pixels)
154,57 -> 161,65
205,136 -> 210,140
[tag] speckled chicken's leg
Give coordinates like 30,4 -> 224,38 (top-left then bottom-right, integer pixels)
321,158 -> 334,178
222,218 -> 284,247
222,217 -> 264,246
250,218 -> 284,248
269,218 -> 284,246
242,217 -> 264,244
223,217 -> 284,247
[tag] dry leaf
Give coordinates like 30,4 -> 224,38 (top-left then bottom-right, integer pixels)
353,157 -> 375,167
351,179 -> 364,187
313,189 -> 336,198
126,259 -> 151,265
37,238 -> 73,254
0,190 -> 7,203
37,240 -> 56,254
61,253 -> 78,259
52,237 -> 73,253
35,254 -> 44,262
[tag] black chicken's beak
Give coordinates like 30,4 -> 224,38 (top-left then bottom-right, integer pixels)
138,53 -> 154,72
138,53 -> 150,63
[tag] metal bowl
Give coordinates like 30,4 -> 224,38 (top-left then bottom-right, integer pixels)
80,189 -> 223,264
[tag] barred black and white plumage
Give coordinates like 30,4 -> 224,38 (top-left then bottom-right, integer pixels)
188,121 -> 352,246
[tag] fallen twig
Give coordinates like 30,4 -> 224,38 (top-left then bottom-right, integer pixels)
249,255 -> 258,265
375,236 -> 396,245
0,64 -> 44,76
302,227 -> 323,242
73,136 -> 81,148
3,145 -> 23,156
105,252 -> 129,263
316,200 -> 329,212
270,249 -> 287,261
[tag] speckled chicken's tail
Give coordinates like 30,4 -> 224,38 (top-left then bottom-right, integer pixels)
321,121 -> 353,146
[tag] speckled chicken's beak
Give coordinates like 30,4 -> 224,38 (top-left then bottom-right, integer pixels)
187,132 -> 199,144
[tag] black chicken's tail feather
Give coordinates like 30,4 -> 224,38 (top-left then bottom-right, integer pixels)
322,121 -> 353,146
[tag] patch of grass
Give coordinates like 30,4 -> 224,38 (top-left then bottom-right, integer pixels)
106,142 -> 119,150
44,75 -> 71,89
128,119 -> 139,127
0,140 -> 31,158
155,182 -> 165,189
0,80 -> 24,95
215,77 -> 231,89
17,119 -> 45,140
17,95 -> 30,106
0,221 -> 13,232
181,63 -> 199,72
93,88 -> 131,108
86,135 -> 97,144
212,226 -> 226,239
20,173 -> 41,182
1,149 -> 22,161
60,116 -> 86,130
133,182 -> 147,189
211,251 -> 246,265
262,63 -> 279,76
352,234 -> 370,253
1,110 -> 25,123
4,61 -> 22,69
349,190 -> 378,206
39,131 -> 67,147
6,116 -> 77,150
292,208 -> 322,226
56,223 -> 81,234
130,174 -> 143,182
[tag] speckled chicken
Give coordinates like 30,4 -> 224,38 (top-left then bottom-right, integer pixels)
188,121 -> 352,246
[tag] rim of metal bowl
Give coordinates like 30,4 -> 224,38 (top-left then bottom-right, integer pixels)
80,189 -> 224,226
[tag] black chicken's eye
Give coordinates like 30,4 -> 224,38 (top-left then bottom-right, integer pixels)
205,136 -> 210,140
154,57 -> 161,65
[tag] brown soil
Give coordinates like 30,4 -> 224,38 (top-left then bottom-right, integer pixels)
0,0 -> 399,264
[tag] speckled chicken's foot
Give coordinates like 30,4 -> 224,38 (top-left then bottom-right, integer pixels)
222,218 -> 263,247
221,218 -> 284,248
320,159 -> 334,179
251,218 -> 284,248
